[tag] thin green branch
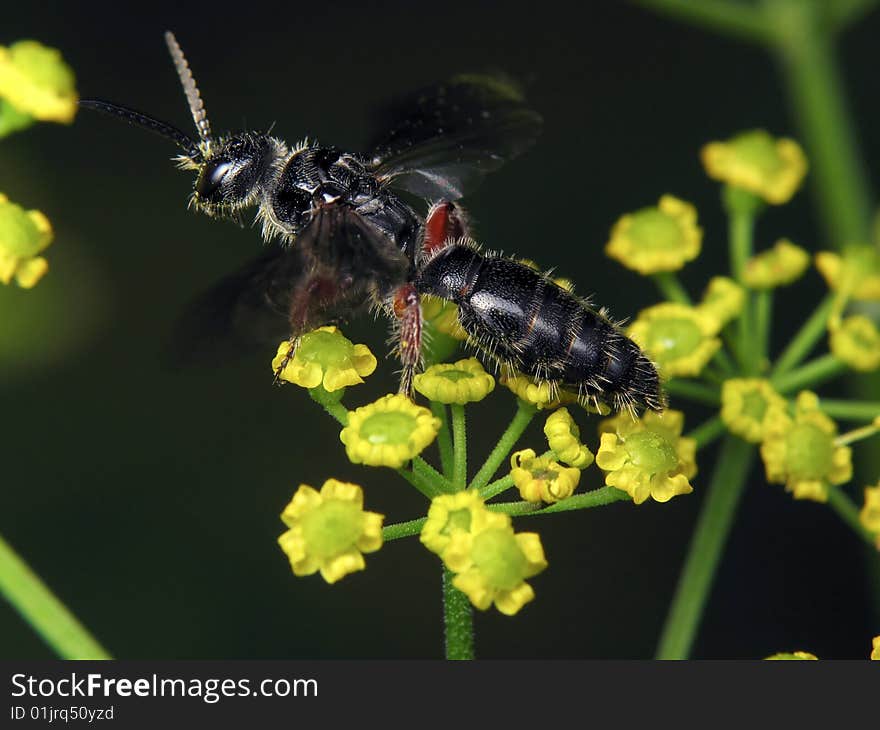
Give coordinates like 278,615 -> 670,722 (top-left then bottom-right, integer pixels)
488,486 -> 631,517
754,289 -> 773,368
480,474 -> 515,501
633,0 -> 773,44
653,271 -> 692,305
772,353 -> 847,394
469,402 -> 536,492
0,533 -> 111,659
413,456 -> 455,494
396,467 -> 441,500
664,379 -> 721,406
771,294 -> 835,377
826,484 -> 878,548
383,517 -> 427,541
835,422 -> 879,447
431,402 -> 454,479
451,404 -> 467,490
656,436 -> 755,659
686,415 -> 727,451
819,398 -> 880,422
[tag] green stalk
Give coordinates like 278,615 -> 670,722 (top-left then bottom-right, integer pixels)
431,402 -> 454,479
770,294 -> 835,377
469,402 -> 536,492
412,457 -> 455,494
479,474 -> 515,501
0,533 -> 111,659
664,379 -> 720,406
443,567 -> 474,660
489,486 -> 630,517
819,399 -> 880,422
383,517 -> 427,541
686,415 -> 727,451
450,404 -> 467,490
653,271 -> 692,305
395,467 -> 441,500
826,484 -> 878,548
633,0 -> 773,44
754,289 -> 773,369
656,436 -> 755,659
771,353 -> 846,394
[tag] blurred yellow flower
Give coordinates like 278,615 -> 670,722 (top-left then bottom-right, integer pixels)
500,372 -> 573,410
701,130 -> 807,204
420,491 -> 506,559
509,448 -> 581,503
272,326 -> 376,391
543,407 -> 595,468
596,409 -> 696,505
829,316 -> 880,372
421,295 -> 468,341
760,391 -> 852,502
697,276 -> 745,327
605,195 -> 702,274
0,40 -> 77,124
340,394 -> 440,468
765,652 -> 818,660
743,239 -> 810,289
815,248 -> 880,301
414,357 -> 495,404
628,303 -> 721,378
277,479 -> 383,584
871,636 -> 880,660
721,379 -> 787,443
859,484 -> 880,541
0,193 -> 52,288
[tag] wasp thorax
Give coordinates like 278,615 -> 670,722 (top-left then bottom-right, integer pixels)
192,133 -> 278,214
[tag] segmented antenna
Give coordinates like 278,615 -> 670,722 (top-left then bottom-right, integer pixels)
164,31 -> 213,148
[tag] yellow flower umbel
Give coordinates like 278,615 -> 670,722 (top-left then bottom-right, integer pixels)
0,40 -> 77,133
605,195 -> 702,274
698,276 -> 745,327
421,295 -> 468,341
628,303 -> 721,378
815,247 -> 880,301
765,652 -> 818,661
859,484 -> 880,546
743,239 -> 810,289
420,491 -> 507,560
701,130 -> 808,204
0,193 -> 52,288
414,357 -> 495,405
543,407 -> 594,468
341,394 -> 440,468
509,449 -> 581,503
829,316 -> 880,372
596,409 -> 696,505
446,524 -> 548,616
272,326 -> 377,391
760,391 -> 853,502
721,379 -> 787,443
278,479 -> 383,584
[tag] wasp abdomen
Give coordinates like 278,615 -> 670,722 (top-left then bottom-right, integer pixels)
416,244 -> 664,413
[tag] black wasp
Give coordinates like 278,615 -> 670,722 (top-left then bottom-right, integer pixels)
81,33 -> 663,414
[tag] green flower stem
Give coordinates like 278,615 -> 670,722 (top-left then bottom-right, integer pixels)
396,467 -> 441,500
633,0 -> 772,44
766,0 -> 873,248
686,415 -> 726,451
728,201 -> 757,372
653,271 -> 692,305
754,289 -> 773,368
431,402 -> 454,479
443,566 -> 474,660
770,294 -> 835,377
826,484 -> 878,548
656,435 -> 755,659
771,353 -> 846,395
479,474 -> 515,501
469,401 -> 536,492
413,456 -> 455,494
309,388 -> 349,425
382,517 -> 427,541
819,399 -> 880,422
711,347 -> 737,378
0,533 -> 111,660
489,486 -> 631,517
450,404 -> 467,490
664,379 -> 720,406
835,423 -> 879,447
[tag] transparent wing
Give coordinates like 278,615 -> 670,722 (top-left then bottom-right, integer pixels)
366,73 -> 542,200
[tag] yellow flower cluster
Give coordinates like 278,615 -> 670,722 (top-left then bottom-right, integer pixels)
272,327 -> 377,392
509,448 -> 581,503
697,276 -> 745,327
828,316 -> 880,372
0,193 -> 53,288
420,492 -> 547,615
721,379 -> 786,443
815,248 -> 880,301
596,409 -> 696,505
278,479 -> 383,584
628,303 -> 721,378
543,407 -> 595,468
743,239 -> 810,289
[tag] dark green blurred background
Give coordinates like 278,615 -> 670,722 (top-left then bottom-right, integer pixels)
2,0 -> 878,658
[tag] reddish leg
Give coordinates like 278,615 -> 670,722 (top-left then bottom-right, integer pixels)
392,283 -> 422,397
423,201 -> 471,257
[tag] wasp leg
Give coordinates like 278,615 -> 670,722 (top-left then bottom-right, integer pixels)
423,201 -> 471,256
273,274 -> 342,385
391,283 -> 422,398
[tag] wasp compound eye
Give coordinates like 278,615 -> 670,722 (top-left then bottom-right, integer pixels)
196,159 -> 233,200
